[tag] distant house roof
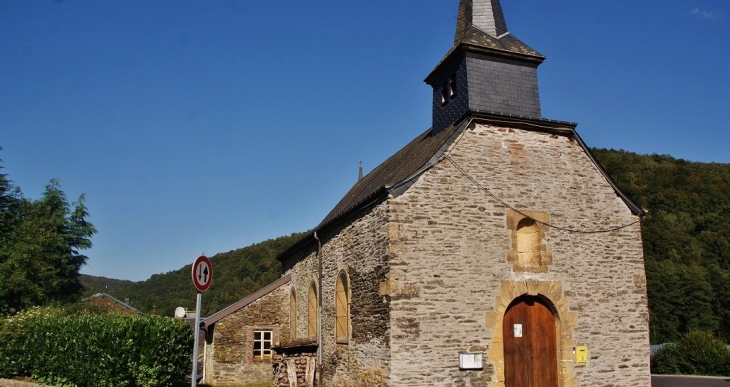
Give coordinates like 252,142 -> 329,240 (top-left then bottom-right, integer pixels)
203,274 -> 291,328
277,112 -> 644,263
84,292 -> 143,315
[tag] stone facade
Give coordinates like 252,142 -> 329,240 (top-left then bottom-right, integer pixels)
262,120 -> 648,387
201,125 -> 650,387
282,203 -> 391,387
201,1 -> 651,385
384,121 -> 650,386
203,281 -> 291,385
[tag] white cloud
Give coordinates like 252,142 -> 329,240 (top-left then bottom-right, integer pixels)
691,7 -> 719,19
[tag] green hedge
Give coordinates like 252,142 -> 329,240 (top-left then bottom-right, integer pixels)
0,307 -> 193,386
652,330 -> 730,376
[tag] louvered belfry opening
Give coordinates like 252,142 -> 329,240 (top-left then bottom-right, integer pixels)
426,0 -> 546,135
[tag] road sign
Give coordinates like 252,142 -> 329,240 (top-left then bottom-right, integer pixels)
190,254 -> 211,387
192,255 -> 213,292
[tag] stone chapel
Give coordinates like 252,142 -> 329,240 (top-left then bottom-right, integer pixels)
201,1 -> 652,386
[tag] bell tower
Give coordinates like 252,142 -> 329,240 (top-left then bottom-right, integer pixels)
426,0 -> 545,134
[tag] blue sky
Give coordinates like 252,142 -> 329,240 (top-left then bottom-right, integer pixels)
1,1 -> 728,281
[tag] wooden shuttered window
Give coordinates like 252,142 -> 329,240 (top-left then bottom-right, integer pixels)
308,283 -> 317,339
289,290 -> 297,339
335,272 -> 350,344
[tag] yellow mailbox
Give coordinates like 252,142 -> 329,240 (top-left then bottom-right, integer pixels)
575,346 -> 588,364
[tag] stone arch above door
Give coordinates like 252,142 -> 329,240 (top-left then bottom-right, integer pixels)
485,281 -> 579,387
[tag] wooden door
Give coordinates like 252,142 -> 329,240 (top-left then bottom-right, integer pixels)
503,296 -> 558,387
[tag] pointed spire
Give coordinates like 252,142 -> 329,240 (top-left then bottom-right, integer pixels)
455,0 -> 508,43
358,160 -> 363,181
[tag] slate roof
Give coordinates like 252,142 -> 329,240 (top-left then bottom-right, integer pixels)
461,27 -> 543,59
455,0 -> 508,41
203,274 -> 291,327
452,0 -> 543,60
426,26 -> 544,86
318,122 -> 463,228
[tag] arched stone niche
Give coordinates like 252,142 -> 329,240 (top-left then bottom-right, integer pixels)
506,210 -> 552,273
485,280 -> 579,387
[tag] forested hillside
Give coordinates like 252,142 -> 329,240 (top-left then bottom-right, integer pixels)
82,149 -> 730,345
81,232 -> 305,316
80,275 -> 134,297
593,149 -> 730,344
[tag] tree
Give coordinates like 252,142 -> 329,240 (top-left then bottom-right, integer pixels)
593,148 -> 730,343
0,156 -> 96,315
652,330 -> 730,376
0,152 -> 21,246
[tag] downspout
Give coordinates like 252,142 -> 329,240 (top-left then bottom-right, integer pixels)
313,231 -> 323,387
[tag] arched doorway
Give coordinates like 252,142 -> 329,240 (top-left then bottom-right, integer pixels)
503,295 -> 558,387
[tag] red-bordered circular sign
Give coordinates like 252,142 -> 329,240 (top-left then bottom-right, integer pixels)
192,255 -> 213,292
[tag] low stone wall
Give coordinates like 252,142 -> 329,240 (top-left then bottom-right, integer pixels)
273,341 -> 318,387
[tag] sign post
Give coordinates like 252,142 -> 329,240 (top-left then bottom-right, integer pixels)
191,255 -> 212,387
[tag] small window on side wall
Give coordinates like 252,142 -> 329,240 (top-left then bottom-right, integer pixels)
335,271 -> 350,344
290,290 -> 297,339
253,330 -> 273,360
308,283 -> 318,339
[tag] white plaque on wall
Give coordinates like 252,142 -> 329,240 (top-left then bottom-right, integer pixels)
459,353 -> 484,370
514,324 -> 523,338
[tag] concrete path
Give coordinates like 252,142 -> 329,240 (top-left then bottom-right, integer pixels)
0,379 -> 39,387
653,374 -> 730,386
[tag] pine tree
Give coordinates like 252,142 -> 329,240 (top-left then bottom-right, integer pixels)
0,155 -> 96,315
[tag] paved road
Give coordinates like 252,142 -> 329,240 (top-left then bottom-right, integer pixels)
653,375 -> 730,386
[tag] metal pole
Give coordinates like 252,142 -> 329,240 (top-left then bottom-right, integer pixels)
191,291 -> 202,387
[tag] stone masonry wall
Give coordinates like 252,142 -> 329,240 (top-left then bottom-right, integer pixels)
385,122 -> 650,387
203,283 -> 290,386
283,203 -> 391,387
